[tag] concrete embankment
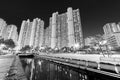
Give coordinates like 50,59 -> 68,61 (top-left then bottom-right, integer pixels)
5,56 -> 27,80
38,53 -> 120,78
0,55 -> 14,80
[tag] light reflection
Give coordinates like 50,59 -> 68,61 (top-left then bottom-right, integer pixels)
85,75 -> 87,80
79,73 -> 81,77
70,73 -> 72,78
65,71 -> 67,74
38,60 -> 42,66
26,59 -> 32,64
22,58 -> 89,80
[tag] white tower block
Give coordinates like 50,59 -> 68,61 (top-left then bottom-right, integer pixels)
18,20 -> 26,50
67,7 -> 75,47
51,12 -> 57,49
30,19 -> 36,47
39,20 -> 44,48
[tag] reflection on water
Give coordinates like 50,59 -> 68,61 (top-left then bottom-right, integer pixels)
20,58 -> 118,80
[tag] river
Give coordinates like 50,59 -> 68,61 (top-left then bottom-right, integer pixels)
20,57 -> 119,80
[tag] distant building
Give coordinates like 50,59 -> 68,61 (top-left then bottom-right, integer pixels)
73,9 -> 84,48
4,25 -> 18,43
45,18 -> 52,48
103,23 -> 119,36
50,12 -> 57,49
18,18 -> 44,50
0,19 -> 18,44
48,7 -> 84,49
42,29 -> 46,48
17,20 -> 28,49
30,18 -> 44,48
107,33 -> 120,48
38,20 -> 44,49
0,19 -> 7,38
84,37 -> 96,47
103,23 -> 120,48
18,7 -> 83,50
44,27 -> 50,47
24,19 -> 32,46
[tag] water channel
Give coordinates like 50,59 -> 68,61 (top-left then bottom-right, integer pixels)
20,57 -> 119,80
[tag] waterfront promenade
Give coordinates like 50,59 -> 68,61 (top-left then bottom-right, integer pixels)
38,53 -> 120,78
0,55 -> 14,80
39,53 -> 120,64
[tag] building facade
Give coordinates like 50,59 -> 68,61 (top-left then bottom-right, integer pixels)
47,7 -> 84,49
17,18 -> 44,50
24,20 -> 32,46
4,25 -> 18,43
17,20 -> 28,49
0,19 -> 7,38
0,19 -> 18,46
103,23 -> 120,48
73,9 -> 84,48
17,7 -> 83,50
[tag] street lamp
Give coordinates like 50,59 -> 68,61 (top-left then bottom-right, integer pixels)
99,40 -> 107,45
74,43 -> 80,49
0,44 -> 6,50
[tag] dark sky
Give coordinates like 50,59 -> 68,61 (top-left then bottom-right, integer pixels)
0,0 -> 120,38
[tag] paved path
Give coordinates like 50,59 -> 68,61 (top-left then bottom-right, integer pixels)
39,53 -> 120,65
0,55 -> 15,80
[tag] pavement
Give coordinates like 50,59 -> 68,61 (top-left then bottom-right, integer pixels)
39,53 -> 120,65
0,55 -> 15,80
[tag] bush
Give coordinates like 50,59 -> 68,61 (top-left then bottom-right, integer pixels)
4,39 -> 16,48
20,45 -> 31,52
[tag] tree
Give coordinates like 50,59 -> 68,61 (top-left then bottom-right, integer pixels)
0,38 -> 4,44
34,46 -> 39,51
20,45 -> 31,52
88,34 -> 106,54
4,39 -> 16,48
89,34 -> 103,46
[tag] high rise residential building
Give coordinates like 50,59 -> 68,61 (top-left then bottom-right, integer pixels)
107,33 -> 120,48
58,13 -> 68,49
48,12 -> 68,49
34,19 -> 40,48
48,7 -> 83,49
51,12 -> 57,49
46,18 -> 52,48
10,26 -> 18,44
84,37 -> 96,47
17,18 -> 44,50
30,18 -> 44,48
38,20 -> 44,49
24,19 -> 32,46
4,25 -> 11,40
116,22 -> 120,32
0,19 -> 7,39
44,27 -> 49,47
42,29 -> 46,48
0,19 -> 18,43
17,20 -> 28,49
0,18 -> 18,45
103,23 -> 120,48
67,7 -> 75,48
18,7 -> 83,50
4,25 -> 18,43
73,9 -> 84,48
103,23 -> 120,36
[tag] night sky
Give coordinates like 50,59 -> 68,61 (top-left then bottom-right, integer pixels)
0,0 -> 120,38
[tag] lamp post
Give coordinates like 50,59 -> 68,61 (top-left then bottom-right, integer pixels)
74,43 -> 80,51
99,40 -> 109,57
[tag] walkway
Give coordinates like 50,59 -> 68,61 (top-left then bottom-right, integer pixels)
0,55 -> 15,80
39,53 -> 120,65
